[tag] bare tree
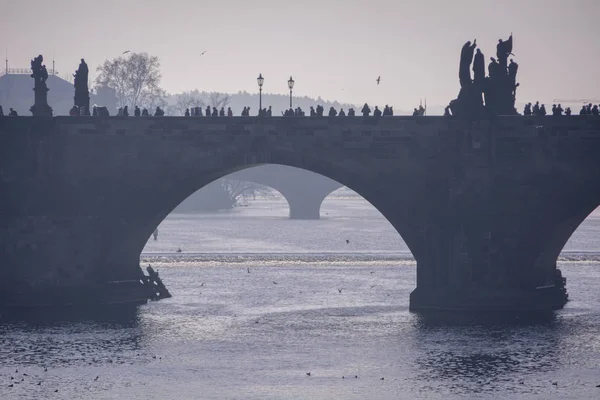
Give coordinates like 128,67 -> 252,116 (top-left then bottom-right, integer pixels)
208,92 -> 231,109
175,90 -> 205,113
95,52 -> 166,109
222,179 -> 273,205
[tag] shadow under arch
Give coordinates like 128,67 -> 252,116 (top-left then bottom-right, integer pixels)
533,188 -> 600,285
116,150 -> 423,274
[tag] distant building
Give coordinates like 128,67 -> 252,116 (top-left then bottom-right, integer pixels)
0,69 -> 115,115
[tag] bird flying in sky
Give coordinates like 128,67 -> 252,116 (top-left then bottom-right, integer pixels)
376,76 -> 381,85
122,50 -> 131,55
200,51 -> 207,56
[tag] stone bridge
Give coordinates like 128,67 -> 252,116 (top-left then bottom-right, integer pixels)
180,164 -> 342,219
1,115 -> 600,312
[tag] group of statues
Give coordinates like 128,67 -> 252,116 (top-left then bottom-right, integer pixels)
450,34 -> 519,117
20,47 -> 595,120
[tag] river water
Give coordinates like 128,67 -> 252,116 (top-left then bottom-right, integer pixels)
1,197 -> 600,399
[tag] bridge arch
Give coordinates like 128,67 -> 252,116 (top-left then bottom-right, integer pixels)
175,164 -> 344,220
102,147 -> 426,284
532,187 -> 600,287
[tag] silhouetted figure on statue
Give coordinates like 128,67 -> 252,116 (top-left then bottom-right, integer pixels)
487,57 -> 500,80
309,106 -> 316,117
539,104 -> 547,116
593,105 -> 599,116
523,103 -> 532,116
473,48 -> 485,86
533,101 -> 540,115
134,106 -> 141,116
328,107 -> 337,117
373,106 -> 382,117
496,34 -> 513,70
29,54 -> 53,116
154,106 -> 164,116
0,105 -> 3,116
339,108 -> 346,117
142,108 -> 149,116
219,107 -> 225,117
316,105 -> 324,117
459,40 -> 477,88
30,55 -> 48,86
565,107 -> 572,116
508,59 -> 518,87
9,108 -> 18,116
73,59 -> 90,115
123,105 -> 129,116
185,108 -> 190,117
347,108 -> 355,117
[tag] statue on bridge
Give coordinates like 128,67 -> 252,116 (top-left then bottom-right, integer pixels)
449,34 -> 519,118
459,39 -> 477,88
73,59 -> 90,116
29,54 -> 53,116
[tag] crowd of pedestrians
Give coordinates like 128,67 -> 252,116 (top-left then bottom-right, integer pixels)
4,102 -> 600,118
175,103 -> 396,118
523,102 -> 600,116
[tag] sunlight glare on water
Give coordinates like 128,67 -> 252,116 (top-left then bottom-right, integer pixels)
1,197 -> 600,399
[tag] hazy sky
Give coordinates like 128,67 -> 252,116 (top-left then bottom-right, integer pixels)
2,0 -> 599,110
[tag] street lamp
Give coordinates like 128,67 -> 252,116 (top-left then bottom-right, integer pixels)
257,73 -> 264,111
288,76 -> 295,109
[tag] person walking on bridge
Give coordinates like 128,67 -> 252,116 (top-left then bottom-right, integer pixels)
361,103 -> 371,116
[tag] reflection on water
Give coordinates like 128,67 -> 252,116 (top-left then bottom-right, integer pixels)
1,261 -> 598,399
1,198 -> 599,399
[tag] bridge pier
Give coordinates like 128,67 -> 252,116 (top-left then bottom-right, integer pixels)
401,192 -> 578,313
279,187 -> 327,220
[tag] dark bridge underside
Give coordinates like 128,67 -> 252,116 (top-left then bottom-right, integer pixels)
1,116 -> 599,312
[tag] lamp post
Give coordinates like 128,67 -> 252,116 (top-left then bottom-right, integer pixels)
257,73 -> 264,112
288,76 -> 295,109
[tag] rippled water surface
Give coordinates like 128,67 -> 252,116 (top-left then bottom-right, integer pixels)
1,198 -> 600,399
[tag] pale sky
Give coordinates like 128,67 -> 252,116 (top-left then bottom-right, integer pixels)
1,0 -> 599,110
